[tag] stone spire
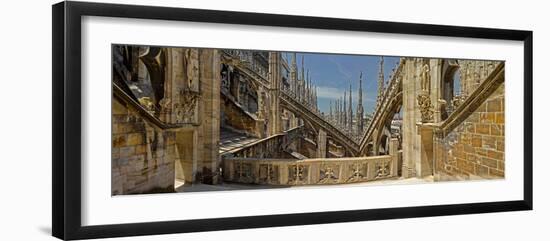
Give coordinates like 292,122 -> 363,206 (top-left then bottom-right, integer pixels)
310,80 -> 313,108
311,76 -> 315,109
343,91 -> 347,128
329,100 -> 333,120
377,57 -> 385,106
314,86 -> 318,111
338,98 -> 342,125
301,55 -> 305,81
341,97 -> 344,126
300,55 -> 307,102
356,71 -> 364,134
334,98 -> 340,123
291,53 -> 297,94
348,82 -> 353,132
305,69 -> 310,105
307,70 -> 311,106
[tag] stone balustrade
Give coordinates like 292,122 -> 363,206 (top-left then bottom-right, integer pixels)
223,138 -> 399,186
223,50 -> 269,80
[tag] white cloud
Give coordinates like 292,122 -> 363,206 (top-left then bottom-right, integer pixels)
328,57 -> 352,79
317,86 -> 345,99
317,86 -> 377,103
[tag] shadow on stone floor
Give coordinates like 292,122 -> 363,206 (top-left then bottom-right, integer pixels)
175,182 -> 290,193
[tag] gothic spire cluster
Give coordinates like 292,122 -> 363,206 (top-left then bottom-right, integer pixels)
283,53 -> 391,141
327,72 -> 367,140
288,53 -> 319,112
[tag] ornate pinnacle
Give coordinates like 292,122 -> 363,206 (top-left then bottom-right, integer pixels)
301,55 -> 305,82
377,57 -> 385,105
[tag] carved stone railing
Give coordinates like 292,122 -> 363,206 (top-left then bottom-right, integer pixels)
223,152 -> 399,186
223,50 -> 269,80
222,126 -> 304,158
113,83 -> 185,130
359,60 -> 405,152
279,90 -> 360,155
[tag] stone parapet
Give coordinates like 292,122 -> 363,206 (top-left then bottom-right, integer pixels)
223,139 -> 400,185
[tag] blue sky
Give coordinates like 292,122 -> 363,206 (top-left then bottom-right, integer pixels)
282,52 -> 400,116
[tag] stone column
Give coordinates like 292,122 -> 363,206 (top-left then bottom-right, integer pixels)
401,58 -> 421,178
199,49 -> 221,184
389,137 -> 399,177
372,129 -> 379,155
268,52 -> 282,135
256,88 -> 266,138
416,123 -> 435,177
174,129 -> 197,184
316,129 -> 327,158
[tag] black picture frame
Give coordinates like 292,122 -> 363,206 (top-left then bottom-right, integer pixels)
52,1 -> 533,240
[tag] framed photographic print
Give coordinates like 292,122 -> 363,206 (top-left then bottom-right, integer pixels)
52,1 -> 533,240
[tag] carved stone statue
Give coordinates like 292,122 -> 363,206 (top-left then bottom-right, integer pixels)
184,49 -> 199,89
420,63 -> 430,91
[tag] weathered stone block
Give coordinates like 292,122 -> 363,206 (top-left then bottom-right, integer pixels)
155,149 -> 165,158
496,139 -> 505,152
487,99 -> 502,112
461,133 -> 472,145
112,148 -> 120,159
119,146 -> 136,157
489,168 -> 504,177
165,136 -> 176,145
490,124 -> 503,136
458,159 -> 475,173
465,123 -> 475,133
112,124 -> 123,134
495,113 -> 505,124
466,153 -> 479,163
480,113 -> 495,123
114,156 -> 130,166
471,135 -> 482,147
487,150 -> 504,160
135,144 -> 147,154
127,133 -> 144,146
112,134 -> 127,147
112,114 -> 129,123
475,148 -> 487,157
482,136 -> 496,150
481,157 -> 498,168
468,112 -> 480,122
498,160 -> 505,171
475,164 -> 489,177
475,124 -> 490,135
454,149 -> 466,159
